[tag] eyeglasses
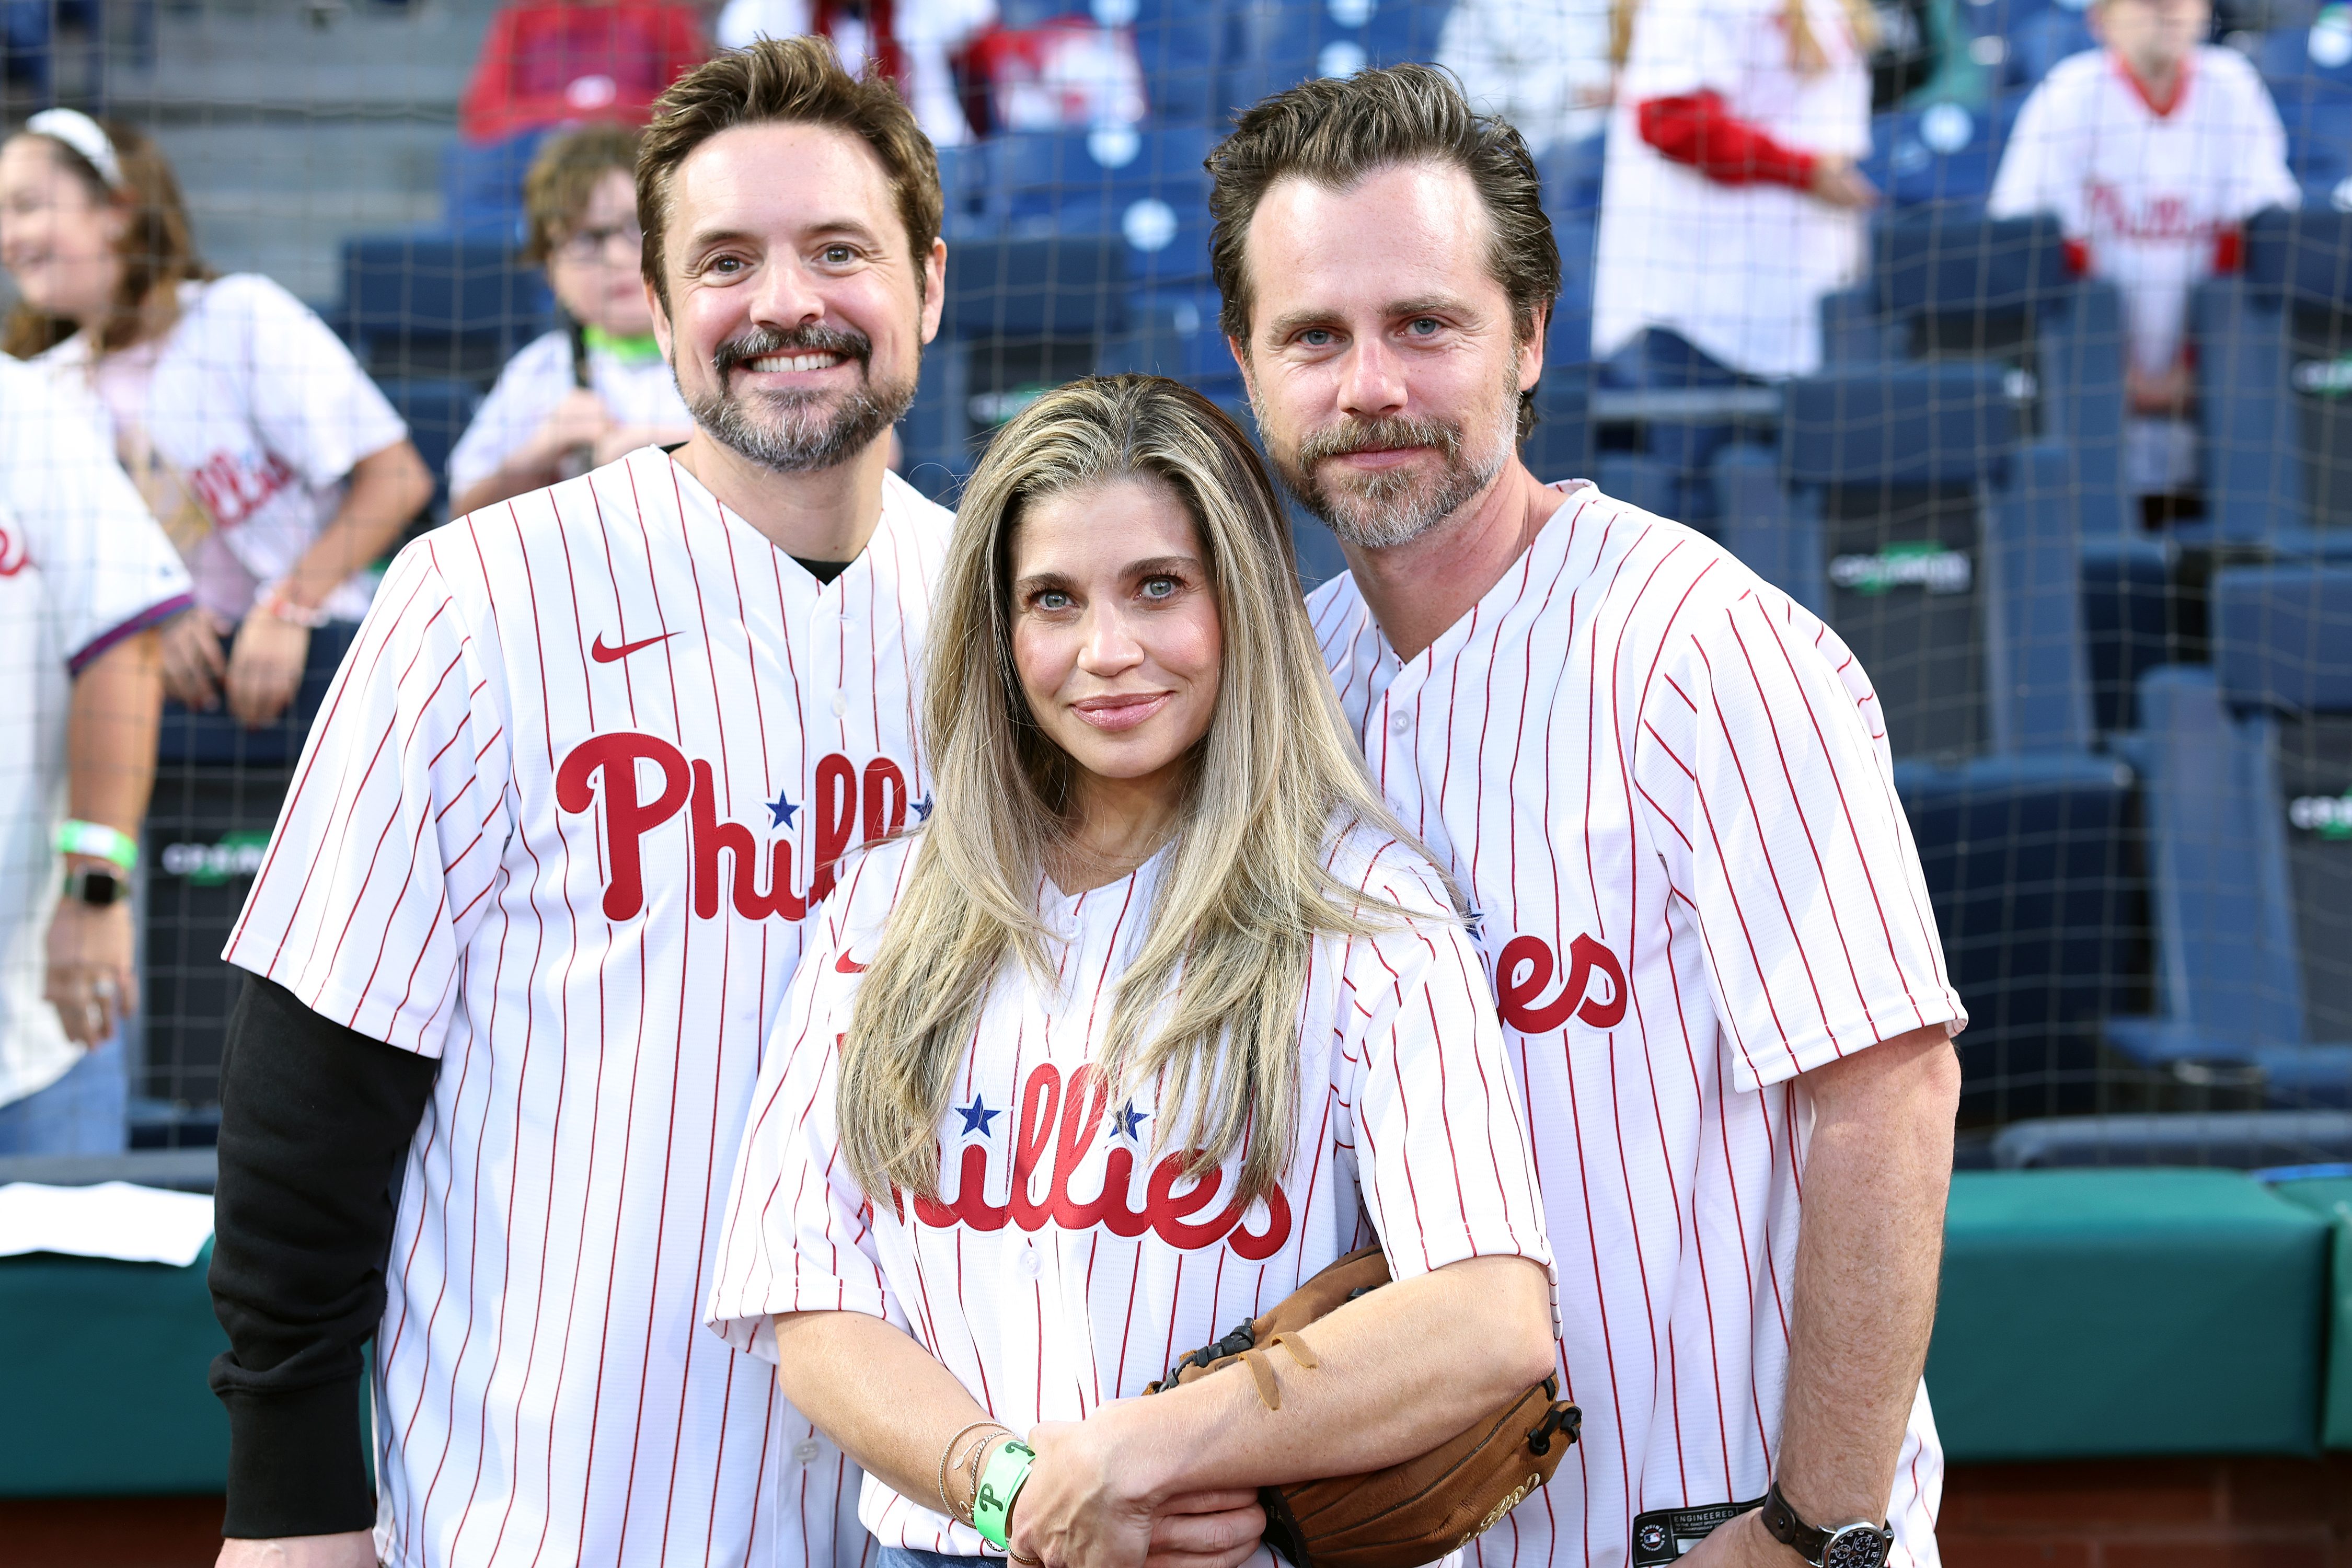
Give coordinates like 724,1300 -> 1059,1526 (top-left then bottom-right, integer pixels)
554,221 -> 644,264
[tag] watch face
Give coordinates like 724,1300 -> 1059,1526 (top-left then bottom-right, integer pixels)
73,869 -> 122,907
1821,1526 -> 1892,1568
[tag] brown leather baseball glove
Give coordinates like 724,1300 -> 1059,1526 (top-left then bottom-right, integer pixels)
1145,1246 -> 1579,1568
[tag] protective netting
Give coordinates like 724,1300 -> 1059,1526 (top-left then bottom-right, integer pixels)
3,0 -> 2348,1168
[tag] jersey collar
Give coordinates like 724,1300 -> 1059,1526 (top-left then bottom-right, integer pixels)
2115,49 -> 2192,119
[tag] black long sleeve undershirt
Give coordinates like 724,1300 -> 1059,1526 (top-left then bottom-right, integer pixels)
207,971 -> 439,1539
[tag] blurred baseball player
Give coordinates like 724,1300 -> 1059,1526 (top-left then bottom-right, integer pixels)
1989,0 -> 2297,510
207,38 -> 952,1568
1212,67 -> 1964,1568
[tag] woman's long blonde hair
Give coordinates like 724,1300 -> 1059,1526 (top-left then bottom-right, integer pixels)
835,374 -> 1432,1207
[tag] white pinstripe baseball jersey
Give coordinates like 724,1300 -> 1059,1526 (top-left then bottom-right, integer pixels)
224,446 -> 952,1568
1308,482 -> 1964,1568
705,823 -> 1557,1557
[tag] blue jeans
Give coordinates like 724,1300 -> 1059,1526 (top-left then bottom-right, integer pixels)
876,1548 -> 986,1568
0,1032 -> 128,1155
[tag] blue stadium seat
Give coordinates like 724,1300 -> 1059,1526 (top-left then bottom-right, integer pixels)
441,131 -> 548,245
2105,565 -> 2352,1107
1818,212 -> 2157,726
1990,1110 -> 2352,1167
378,376 -> 482,526
2193,204 -> 2352,555
1217,0 -> 1453,119
1822,212 -> 2130,534
982,124 -> 1218,293
1860,96 -> 2022,211
340,235 -> 554,384
2005,4 -> 2096,88
1717,363 -> 2134,1121
900,236 -> 1132,487
1538,132 -> 1606,221
1122,0 -> 1225,126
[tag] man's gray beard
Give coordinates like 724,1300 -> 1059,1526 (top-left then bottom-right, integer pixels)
1271,388 -> 1521,550
687,375 -> 917,475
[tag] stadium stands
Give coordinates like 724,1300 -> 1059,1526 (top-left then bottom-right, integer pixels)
1716,364 -> 2142,1123
27,0 -> 2347,1162
2195,204 -> 2352,555
2106,564 -> 2352,1108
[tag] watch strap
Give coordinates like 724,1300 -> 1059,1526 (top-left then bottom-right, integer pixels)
57,819 -> 137,871
1759,1481 -> 1890,1568
63,867 -> 123,908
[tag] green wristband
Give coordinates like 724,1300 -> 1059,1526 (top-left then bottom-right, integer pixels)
971,1437 -> 1035,1549
56,819 -> 136,872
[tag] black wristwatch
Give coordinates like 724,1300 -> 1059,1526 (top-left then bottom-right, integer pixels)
62,866 -> 124,908
1759,1481 -> 1893,1568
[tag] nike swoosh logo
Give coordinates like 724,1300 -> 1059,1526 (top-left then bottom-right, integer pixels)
835,953 -> 868,974
591,630 -> 678,663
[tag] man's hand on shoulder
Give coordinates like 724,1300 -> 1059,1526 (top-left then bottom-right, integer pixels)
217,1532 -> 377,1567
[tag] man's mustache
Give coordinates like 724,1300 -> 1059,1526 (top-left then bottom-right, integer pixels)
1294,414 -> 1463,469
710,322 -> 873,378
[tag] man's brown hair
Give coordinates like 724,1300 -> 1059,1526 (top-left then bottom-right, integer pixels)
636,36 -> 943,309
2,118 -> 214,360
523,122 -> 641,266
1207,64 -> 1560,439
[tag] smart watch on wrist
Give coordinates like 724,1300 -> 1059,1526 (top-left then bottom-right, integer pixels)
1759,1481 -> 1893,1568
62,866 -> 124,908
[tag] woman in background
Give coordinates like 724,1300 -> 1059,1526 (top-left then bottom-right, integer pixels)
1592,0 -> 1878,382
446,123 -> 695,517
0,110 -> 432,728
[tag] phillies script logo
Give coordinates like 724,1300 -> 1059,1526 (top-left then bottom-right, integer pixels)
1495,934 -> 1628,1034
555,731 -> 910,922
890,1062 -> 1294,1257
0,522 -> 25,577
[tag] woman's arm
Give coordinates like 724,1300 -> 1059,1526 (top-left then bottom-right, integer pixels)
1011,1252 -> 1555,1568
770,1310 -> 1268,1568
222,439 -> 432,727
45,627 -> 164,1044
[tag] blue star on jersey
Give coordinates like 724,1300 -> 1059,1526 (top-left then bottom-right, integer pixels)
913,792 -> 935,823
1112,1100 -> 1148,1141
767,790 -> 800,829
955,1096 -> 1001,1137
1466,907 -> 1486,940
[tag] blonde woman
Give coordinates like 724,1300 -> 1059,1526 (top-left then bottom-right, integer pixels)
706,376 -> 1556,1568
1591,0 -> 1879,381
0,111 -> 432,728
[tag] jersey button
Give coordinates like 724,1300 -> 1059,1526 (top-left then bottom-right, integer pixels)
831,693 -> 849,717
1388,710 -> 1412,734
1017,1241 -> 1044,1281
793,1439 -> 822,1464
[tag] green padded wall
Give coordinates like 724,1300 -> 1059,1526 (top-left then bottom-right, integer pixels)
2270,1177 -> 2352,1451
1929,1170 -> 2331,1461
0,1240 -> 230,1496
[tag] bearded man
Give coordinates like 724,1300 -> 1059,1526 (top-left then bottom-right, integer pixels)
206,37 -> 954,1568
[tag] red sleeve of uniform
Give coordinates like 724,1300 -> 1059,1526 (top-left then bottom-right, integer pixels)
1637,90 -> 1819,190
2213,225 -> 2244,275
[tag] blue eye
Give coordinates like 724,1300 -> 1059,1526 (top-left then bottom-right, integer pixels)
1408,318 -> 1440,336
1140,577 -> 1178,599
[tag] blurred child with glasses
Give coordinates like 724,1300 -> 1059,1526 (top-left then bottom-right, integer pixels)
447,123 -> 694,517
